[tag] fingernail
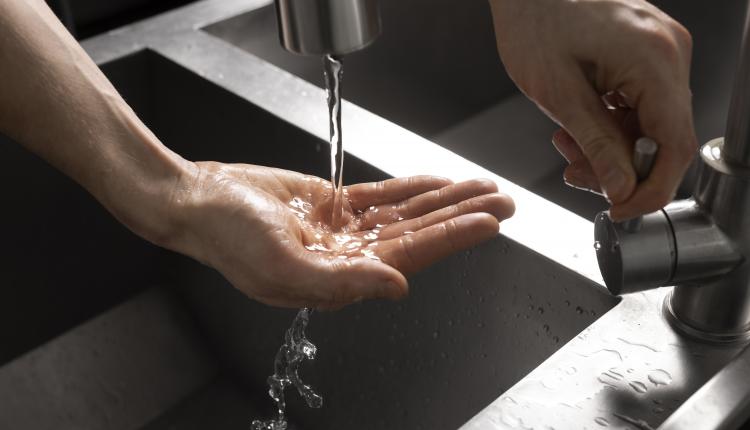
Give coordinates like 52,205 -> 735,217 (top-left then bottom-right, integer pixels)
600,168 -> 627,202
564,168 -> 592,192
564,178 -> 593,193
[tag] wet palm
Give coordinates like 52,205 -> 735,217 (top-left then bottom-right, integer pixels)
173,162 -> 515,309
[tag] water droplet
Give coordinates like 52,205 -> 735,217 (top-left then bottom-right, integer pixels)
629,381 -> 648,394
594,241 -> 602,251
647,369 -> 672,386
653,407 -> 665,414
537,307 -> 545,314
543,324 -> 550,332
432,331 -> 439,340
595,417 -> 609,427
576,306 -> 584,314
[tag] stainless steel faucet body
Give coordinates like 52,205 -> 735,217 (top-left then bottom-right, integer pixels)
595,4 -> 750,342
274,0 -> 381,56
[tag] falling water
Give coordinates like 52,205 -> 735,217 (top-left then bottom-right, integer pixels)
323,55 -> 345,228
251,55 -> 348,430
251,308 -> 322,430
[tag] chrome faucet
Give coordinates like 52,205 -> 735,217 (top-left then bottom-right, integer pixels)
595,5 -> 750,343
274,0 -> 381,56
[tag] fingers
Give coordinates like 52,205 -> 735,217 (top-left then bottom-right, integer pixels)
376,213 -> 500,275
346,176 -> 453,211
314,257 -> 409,310
563,162 -> 602,195
552,128 -> 585,164
374,193 -> 515,241
357,179 -> 499,229
259,252 -> 408,310
609,87 -> 697,221
551,70 -> 637,204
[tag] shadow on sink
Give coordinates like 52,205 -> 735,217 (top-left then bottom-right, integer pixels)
0,49 -> 618,429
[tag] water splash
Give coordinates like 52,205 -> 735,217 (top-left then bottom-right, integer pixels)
251,309 -> 322,429
647,369 -> 672,386
617,337 -> 660,353
612,413 -> 655,430
629,381 -> 648,394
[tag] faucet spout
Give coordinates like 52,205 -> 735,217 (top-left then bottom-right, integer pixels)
274,0 -> 381,56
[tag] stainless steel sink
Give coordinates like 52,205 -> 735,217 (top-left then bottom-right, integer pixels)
0,0 -> 749,429
0,45 -> 615,430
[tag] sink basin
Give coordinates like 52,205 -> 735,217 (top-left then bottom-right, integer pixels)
0,48 -> 615,430
2,1 -> 749,429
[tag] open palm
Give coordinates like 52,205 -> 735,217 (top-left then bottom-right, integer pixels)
173,162 -> 515,309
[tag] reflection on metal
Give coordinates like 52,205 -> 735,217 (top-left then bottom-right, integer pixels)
275,0 -> 381,56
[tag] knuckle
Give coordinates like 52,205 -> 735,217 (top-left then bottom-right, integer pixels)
444,219 -> 461,253
669,20 -> 693,52
642,27 -> 682,65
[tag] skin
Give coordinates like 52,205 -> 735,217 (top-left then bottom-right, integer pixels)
489,0 -> 698,221
0,0 -> 514,309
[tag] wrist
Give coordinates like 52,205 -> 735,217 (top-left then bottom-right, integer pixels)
91,99 -> 198,250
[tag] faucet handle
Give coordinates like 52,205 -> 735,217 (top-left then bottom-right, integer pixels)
594,137 -> 675,295
621,137 -> 658,232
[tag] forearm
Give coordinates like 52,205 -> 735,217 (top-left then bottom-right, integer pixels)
0,0 -> 195,244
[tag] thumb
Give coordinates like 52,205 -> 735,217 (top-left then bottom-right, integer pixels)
548,74 -> 637,203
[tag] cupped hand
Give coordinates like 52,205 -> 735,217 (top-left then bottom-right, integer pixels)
167,162 -> 515,309
489,0 -> 698,220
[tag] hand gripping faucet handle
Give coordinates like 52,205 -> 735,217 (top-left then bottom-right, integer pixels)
621,137 -> 659,232
594,137 -> 675,296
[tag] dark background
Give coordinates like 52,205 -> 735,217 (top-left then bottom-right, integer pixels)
45,0 -> 199,39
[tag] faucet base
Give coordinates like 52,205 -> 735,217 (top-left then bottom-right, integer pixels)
664,291 -> 750,344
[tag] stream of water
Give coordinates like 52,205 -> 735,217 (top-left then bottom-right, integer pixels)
251,55 -> 345,430
324,55 -> 345,228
